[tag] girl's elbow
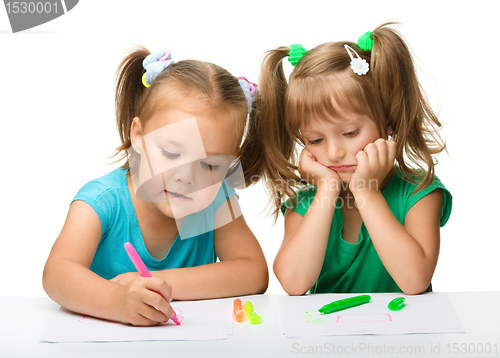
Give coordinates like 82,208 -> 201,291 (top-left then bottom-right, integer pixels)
256,264 -> 269,294
249,259 -> 269,294
273,266 -> 310,296
42,267 -> 59,302
284,285 -> 308,296
42,262 -> 54,295
399,278 -> 431,295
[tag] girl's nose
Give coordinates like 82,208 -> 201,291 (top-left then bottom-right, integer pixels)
327,141 -> 346,162
172,162 -> 195,185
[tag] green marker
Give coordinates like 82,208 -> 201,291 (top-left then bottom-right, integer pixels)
244,301 -> 262,325
388,297 -> 405,311
318,295 -> 371,314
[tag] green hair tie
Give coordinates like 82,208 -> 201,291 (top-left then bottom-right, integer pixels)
357,31 -> 373,51
288,44 -> 307,66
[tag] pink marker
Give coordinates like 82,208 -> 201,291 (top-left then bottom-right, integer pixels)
124,242 -> 180,325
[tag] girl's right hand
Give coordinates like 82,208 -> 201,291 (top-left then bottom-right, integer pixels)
113,276 -> 176,326
298,148 -> 341,192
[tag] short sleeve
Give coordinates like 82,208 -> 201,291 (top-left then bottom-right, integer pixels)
71,184 -> 117,237
405,176 -> 452,227
281,185 -> 317,217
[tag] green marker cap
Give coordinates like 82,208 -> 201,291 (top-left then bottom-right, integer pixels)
388,297 -> 405,311
318,295 -> 371,314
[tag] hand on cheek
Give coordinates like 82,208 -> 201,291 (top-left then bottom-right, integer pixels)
298,148 -> 341,192
349,139 -> 396,194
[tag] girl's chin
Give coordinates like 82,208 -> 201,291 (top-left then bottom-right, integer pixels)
337,173 -> 353,182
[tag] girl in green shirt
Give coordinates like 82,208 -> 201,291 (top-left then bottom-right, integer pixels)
252,22 -> 452,295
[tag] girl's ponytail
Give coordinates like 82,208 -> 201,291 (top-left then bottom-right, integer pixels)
371,22 -> 446,190
113,46 -> 150,169
240,47 -> 302,219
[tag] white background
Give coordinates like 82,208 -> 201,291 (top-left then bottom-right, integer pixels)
0,0 -> 498,297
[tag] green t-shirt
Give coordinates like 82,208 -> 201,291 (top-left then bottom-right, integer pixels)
281,168 -> 452,294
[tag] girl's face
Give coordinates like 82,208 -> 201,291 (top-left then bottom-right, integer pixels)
131,108 -> 238,219
300,108 -> 384,183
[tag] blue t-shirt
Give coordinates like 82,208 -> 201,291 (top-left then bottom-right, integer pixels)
71,168 -> 237,280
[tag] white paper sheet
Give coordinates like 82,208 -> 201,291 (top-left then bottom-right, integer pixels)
41,299 -> 234,342
278,293 -> 465,337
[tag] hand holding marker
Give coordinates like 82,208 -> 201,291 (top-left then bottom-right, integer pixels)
124,242 -> 180,325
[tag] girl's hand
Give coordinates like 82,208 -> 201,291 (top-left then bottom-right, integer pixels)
113,276 -> 176,326
350,138 -> 396,195
110,272 -> 141,286
298,148 -> 341,193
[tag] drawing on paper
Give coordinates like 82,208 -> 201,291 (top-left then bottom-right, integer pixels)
165,308 -> 184,325
305,311 -> 329,323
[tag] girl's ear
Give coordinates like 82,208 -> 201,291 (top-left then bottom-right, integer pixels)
386,125 -> 394,138
130,117 -> 143,152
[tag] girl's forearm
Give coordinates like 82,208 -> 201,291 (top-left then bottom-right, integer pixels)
153,257 -> 268,300
42,258 -> 121,321
355,191 -> 436,294
273,186 -> 339,295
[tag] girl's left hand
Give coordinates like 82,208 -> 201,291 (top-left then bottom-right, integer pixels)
349,138 -> 397,195
111,272 -> 141,286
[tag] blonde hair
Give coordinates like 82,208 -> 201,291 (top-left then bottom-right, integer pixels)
112,45 -> 263,187
253,22 -> 446,219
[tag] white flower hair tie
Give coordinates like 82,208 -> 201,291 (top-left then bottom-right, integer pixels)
344,44 -> 369,76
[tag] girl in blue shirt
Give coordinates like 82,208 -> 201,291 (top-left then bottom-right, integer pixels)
43,46 -> 268,326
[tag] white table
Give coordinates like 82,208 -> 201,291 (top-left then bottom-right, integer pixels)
1,292 -> 499,358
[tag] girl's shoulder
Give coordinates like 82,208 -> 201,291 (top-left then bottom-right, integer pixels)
386,166 -> 452,226
281,184 -> 317,217
71,168 -> 131,229
74,168 -> 128,200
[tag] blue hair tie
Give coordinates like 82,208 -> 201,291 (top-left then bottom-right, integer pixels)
237,77 -> 257,113
142,46 -> 175,88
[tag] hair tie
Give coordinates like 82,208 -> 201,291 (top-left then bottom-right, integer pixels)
236,77 -> 258,113
288,44 -> 307,66
357,31 -> 373,51
142,46 -> 175,88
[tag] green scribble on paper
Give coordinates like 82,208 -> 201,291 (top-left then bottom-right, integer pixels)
305,311 -> 329,323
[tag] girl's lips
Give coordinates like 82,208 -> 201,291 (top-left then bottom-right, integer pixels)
330,165 -> 354,171
165,191 -> 192,201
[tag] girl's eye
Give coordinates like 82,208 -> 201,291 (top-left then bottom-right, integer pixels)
161,149 -> 180,159
308,138 -> 324,145
344,129 -> 359,137
201,161 -> 219,171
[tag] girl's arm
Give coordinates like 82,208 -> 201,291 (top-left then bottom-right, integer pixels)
351,138 -> 442,294
273,148 -> 341,296
152,198 -> 269,300
42,201 -> 176,326
355,189 -> 443,295
273,182 -> 339,296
